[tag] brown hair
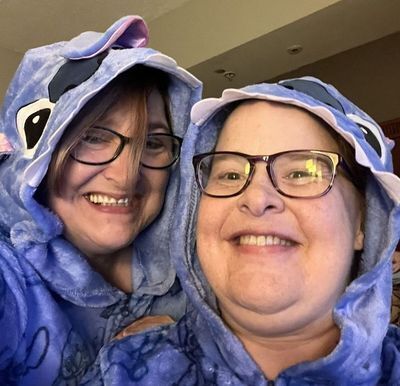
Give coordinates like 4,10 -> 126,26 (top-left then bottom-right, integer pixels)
39,65 -> 171,201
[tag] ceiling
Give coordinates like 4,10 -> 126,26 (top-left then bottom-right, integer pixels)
0,0 -> 399,100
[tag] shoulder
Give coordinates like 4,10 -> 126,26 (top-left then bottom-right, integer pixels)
0,241 -> 29,370
93,316 -> 204,385
379,325 -> 400,384
0,238 -> 29,299
0,237 -> 35,296
101,319 -> 197,365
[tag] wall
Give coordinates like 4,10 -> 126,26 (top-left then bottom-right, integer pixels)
267,32 -> 400,123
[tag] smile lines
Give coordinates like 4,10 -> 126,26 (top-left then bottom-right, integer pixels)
239,235 -> 294,246
85,193 -> 129,207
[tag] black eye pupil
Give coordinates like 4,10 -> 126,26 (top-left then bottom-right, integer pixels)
24,108 -> 52,149
357,124 -> 382,157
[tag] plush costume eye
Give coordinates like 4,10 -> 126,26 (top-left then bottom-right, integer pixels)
16,98 -> 55,158
16,53 -> 108,159
347,113 -> 385,160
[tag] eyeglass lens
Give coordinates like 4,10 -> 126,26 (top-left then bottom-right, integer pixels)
141,134 -> 181,168
196,151 -> 337,198
72,127 -> 180,168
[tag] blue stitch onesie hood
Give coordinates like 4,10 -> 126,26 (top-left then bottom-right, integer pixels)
0,15 -> 201,384
90,78 -> 400,385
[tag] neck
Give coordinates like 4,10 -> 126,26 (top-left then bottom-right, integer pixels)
87,246 -> 133,293
235,322 -> 339,380
220,305 -> 340,380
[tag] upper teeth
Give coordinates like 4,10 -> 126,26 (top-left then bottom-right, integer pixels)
86,194 -> 129,207
239,235 -> 293,246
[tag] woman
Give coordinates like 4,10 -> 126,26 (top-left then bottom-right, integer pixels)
0,15 -> 201,384
90,77 -> 400,384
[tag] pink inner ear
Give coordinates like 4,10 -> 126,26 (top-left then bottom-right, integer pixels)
66,15 -> 149,60
96,16 -> 149,54
114,17 -> 149,48
0,133 -> 13,153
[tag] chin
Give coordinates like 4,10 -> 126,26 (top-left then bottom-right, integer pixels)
239,298 -> 295,316
90,236 -> 134,255
227,284 -> 300,315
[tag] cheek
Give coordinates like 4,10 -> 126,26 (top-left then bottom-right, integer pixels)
143,171 -> 171,219
336,182 -> 364,250
147,170 -> 169,194
196,201 -> 209,258
196,198 -> 228,280
159,173 -> 170,194
301,184 -> 362,247
299,188 -> 363,279
196,198 -> 221,244
60,162 -> 99,196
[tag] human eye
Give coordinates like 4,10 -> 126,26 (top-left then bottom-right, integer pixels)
81,128 -> 113,147
285,169 -> 316,184
209,169 -> 247,189
281,156 -> 332,185
208,156 -> 249,185
145,136 -> 167,153
217,171 -> 245,181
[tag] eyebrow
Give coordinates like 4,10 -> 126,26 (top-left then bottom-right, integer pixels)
148,121 -> 170,132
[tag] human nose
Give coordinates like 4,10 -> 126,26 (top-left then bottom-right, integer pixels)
103,146 -> 142,189
237,164 -> 285,216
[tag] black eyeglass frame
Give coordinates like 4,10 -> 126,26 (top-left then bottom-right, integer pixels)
70,126 -> 182,169
192,149 -> 350,199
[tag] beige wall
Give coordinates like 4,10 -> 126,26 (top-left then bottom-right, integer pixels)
268,32 -> 400,123
2,31 -> 398,125
0,49 -> 22,101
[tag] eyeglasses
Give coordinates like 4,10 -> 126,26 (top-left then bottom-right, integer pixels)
71,126 -> 182,169
193,150 -> 345,199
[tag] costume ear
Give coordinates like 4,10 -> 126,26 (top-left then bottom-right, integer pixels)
0,133 -> 13,162
63,15 -> 148,60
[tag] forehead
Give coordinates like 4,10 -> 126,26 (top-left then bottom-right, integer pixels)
216,100 -> 340,154
96,89 -> 168,134
147,89 -> 168,123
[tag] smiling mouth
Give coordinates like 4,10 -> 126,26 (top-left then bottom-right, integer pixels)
239,235 -> 295,247
84,193 -> 129,207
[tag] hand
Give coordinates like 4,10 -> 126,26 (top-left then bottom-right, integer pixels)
114,315 -> 174,340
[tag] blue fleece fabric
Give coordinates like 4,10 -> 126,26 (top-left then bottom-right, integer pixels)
0,15 -> 202,385
85,78 -> 400,385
